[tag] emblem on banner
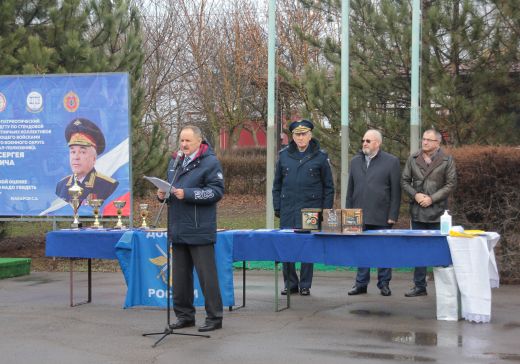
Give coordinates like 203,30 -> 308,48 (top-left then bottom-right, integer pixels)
0,92 -> 6,112
150,244 -> 173,285
63,91 -> 80,112
26,91 -> 43,113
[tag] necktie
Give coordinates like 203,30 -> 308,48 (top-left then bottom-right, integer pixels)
183,156 -> 190,168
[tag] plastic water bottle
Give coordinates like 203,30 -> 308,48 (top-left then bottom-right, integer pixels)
440,210 -> 452,235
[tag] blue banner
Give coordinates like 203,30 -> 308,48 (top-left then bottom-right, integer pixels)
116,230 -> 235,309
0,73 -> 130,216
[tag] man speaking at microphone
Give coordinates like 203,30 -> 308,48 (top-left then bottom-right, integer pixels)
157,125 -> 224,332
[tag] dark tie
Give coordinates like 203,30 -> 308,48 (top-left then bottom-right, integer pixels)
183,156 -> 190,168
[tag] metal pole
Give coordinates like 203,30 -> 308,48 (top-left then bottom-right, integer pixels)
265,0 -> 277,228
340,0 -> 350,208
410,0 -> 422,154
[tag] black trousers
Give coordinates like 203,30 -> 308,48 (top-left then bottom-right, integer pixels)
172,243 -> 223,324
283,262 -> 313,290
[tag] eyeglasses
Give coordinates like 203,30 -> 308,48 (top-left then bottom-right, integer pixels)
361,139 -> 372,144
422,138 -> 439,143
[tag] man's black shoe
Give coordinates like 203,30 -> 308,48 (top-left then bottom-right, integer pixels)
281,287 -> 299,295
198,321 -> 222,332
380,286 -> 392,296
300,288 -> 310,296
347,286 -> 367,295
169,320 -> 195,330
404,287 -> 427,297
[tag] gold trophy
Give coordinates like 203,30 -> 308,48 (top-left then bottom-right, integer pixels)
89,198 -> 104,228
68,174 -> 83,228
139,203 -> 149,229
113,200 -> 126,229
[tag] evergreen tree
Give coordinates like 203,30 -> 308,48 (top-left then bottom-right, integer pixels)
0,0 -> 167,196
283,0 -> 520,167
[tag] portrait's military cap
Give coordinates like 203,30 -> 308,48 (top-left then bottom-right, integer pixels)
65,118 -> 106,155
289,119 -> 314,134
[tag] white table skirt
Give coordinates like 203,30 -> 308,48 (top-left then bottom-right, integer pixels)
447,232 -> 500,323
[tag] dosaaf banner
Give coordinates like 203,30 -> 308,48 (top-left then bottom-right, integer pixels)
0,73 -> 130,216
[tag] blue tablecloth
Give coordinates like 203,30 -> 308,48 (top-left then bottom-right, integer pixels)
230,229 -> 452,267
45,229 -> 125,259
46,228 -> 453,309
115,230 -> 235,308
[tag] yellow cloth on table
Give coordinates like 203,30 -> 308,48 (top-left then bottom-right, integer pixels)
449,229 -> 486,238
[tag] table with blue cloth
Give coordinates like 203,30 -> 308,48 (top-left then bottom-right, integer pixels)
46,229 -> 126,306
46,228 -> 452,310
225,228 -> 452,310
45,229 -> 235,308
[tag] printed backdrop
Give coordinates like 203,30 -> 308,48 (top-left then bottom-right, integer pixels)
0,73 -> 130,216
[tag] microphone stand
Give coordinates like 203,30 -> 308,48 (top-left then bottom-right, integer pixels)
143,153 -> 210,347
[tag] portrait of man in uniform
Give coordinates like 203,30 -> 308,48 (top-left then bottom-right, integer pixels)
55,117 -> 119,203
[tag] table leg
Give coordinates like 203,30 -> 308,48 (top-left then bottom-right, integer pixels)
275,261 -> 290,312
69,258 -> 92,307
231,261 -> 247,311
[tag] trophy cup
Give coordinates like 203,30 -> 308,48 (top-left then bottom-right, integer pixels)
68,175 -> 83,228
139,203 -> 149,229
89,198 -> 104,228
113,200 -> 126,229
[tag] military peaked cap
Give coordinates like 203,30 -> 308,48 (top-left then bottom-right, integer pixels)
289,119 -> 314,134
65,118 -> 106,155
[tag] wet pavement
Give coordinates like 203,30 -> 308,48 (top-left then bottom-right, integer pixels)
0,270 -> 519,364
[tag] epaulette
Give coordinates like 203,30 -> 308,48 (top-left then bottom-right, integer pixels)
95,172 -> 117,183
60,175 -> 74,186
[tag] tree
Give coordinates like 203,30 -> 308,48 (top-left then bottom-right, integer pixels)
285,0 -> 520,168
132,0 -> 198,194
182,0 -> 268,150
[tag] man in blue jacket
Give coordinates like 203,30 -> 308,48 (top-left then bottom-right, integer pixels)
346,129 -> 401,297
273,119 -> 335,296
157,125 -> 224,332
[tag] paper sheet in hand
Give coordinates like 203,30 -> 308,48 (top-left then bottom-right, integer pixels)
143,176 -> 171,192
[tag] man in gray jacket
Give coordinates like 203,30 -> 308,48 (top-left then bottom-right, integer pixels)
346,129 -> 401,297
401,129 -> 457,297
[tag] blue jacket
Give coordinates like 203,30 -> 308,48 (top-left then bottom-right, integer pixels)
273,138 -> 335,229
346,150 -> 401,226
164,142 -> 224,245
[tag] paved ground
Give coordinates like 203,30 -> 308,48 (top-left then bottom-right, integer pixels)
0,270 -> 519,364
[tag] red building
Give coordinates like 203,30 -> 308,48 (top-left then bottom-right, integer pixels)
219,121 -> 267,150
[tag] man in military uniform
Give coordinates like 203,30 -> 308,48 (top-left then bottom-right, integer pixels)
55,118 -> 119,203
272,119 -> 335,296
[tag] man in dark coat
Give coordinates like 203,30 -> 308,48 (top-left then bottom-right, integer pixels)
346,129 -> 401,297
401,129 -> 457,297
273,119 -> 335,296
55,118 -> 118,203
157,125 -> 224,332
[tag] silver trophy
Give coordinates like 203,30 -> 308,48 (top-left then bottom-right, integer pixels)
68,175 -> 83,228
113,200 -> 127,229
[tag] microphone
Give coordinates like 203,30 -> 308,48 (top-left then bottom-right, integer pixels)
171,150 -> 183,171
